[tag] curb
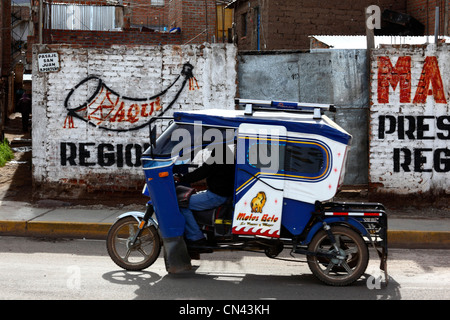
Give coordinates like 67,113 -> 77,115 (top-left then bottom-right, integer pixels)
1,220 -> 449,248
0,221 -> 111,240
388,230 -> 450,249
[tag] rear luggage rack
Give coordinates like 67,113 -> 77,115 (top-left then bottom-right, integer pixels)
316,201 -> 386,215
315,201 -> 388,238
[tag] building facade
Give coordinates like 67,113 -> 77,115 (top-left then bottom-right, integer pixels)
1,1 -> 12,139
230,0 -> 448,51
25,0 -> 222,67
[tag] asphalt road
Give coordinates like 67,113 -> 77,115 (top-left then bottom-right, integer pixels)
0,236 -> 448,301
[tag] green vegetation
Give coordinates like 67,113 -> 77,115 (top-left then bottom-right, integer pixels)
0,139 -> 14,167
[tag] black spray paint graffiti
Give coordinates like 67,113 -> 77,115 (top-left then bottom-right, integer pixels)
378,115 -> 450,173
64,62 -> 198,132
61,142 -> 150,167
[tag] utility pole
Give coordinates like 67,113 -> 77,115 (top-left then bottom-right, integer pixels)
445,0 -> 449,36
39,0 -> 43,44
434,6 -> 439,44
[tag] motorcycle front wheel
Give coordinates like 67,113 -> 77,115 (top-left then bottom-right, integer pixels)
307,225 -> 369,286
106,217 -> 161,271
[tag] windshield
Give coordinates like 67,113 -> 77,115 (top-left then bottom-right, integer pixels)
144,122 -> 236,160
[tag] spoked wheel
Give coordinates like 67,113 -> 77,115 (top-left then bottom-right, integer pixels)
307,226 -> 369,286
106,217 -> 161,271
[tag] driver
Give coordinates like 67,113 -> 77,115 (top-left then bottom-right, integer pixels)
176,144 -> 235,250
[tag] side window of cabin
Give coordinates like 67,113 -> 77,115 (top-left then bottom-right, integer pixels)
247,142 -> 285,171
247,141 -> 325,175
284,144 -> 324,175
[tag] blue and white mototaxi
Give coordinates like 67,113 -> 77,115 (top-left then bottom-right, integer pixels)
106,99 -> 388,286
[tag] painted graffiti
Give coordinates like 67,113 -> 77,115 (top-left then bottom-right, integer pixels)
64,62 -> 198,131
378,115 -> 450,173
393,147 -> 450,173
377,56 -> 447,104
375,52 -> 449,177
378,115 -> 450,140
377,56 -> 411,103
61,142 -> 150,167
413,56 -> 447,104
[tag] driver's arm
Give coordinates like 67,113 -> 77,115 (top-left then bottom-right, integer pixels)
179,162 -> 214,184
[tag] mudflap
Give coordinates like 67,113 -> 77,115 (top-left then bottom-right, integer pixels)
379,247 -> 388,285
162,236 -> 192,273
376,222 -> 389,285
376,211 -> 389,285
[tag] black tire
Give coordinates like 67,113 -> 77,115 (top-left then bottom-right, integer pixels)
106,217 -> 161,271
307,225 -> 369,286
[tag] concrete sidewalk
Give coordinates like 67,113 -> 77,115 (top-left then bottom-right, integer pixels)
0,200 -> 449,248
0,200 -> 124,240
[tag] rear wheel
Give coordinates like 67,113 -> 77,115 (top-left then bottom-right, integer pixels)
106,217 -> 161,271
307,225 -> 368,286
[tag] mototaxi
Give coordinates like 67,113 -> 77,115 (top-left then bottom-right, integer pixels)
106,99 -> 388,286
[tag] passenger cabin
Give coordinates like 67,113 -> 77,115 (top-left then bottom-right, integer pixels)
146,99 -> 352,237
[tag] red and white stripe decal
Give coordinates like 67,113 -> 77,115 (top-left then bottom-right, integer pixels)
324,212 -> 382,217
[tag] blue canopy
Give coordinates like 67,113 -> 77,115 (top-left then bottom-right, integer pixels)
173,109 -> 352,145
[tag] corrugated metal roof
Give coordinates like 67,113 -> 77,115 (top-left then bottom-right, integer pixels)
310,35 -> 450,49
11,0 -> 30,4
46,3 -> 118,31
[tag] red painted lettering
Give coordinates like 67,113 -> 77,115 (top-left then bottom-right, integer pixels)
377,56 -> 411,104
88,88 -> 117,125
154,96 -> 162,111
413,56 -> 447,104
126,104 -> 139,123
377,55 -> 447,105
109,101 -> 126,122
141,103 -> 149,117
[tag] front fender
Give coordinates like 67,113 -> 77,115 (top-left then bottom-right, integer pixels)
116,211 -> 159,229
303,217 -> 369,245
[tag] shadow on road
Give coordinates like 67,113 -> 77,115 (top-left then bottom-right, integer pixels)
102,268 -> 401,300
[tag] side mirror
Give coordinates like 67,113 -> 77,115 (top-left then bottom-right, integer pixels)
150,125 -> 157,148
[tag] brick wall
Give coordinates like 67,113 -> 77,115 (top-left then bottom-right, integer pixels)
168,0 -> 184,30
1,0 -> 11,77
406,0 -> 449,36
369,44 -> 450,199
168,0 -> 216,44
33,0 -> 216,53
37,0 -> 168,28
44,29 -> 182,48
234,0 -> 407,50
126,0 -> 168,29
0,0 -> 12,135
31,43 -> 237,199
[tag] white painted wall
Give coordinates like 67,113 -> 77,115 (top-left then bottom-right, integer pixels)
32,43 -> 237,198
369,44 -> 450,195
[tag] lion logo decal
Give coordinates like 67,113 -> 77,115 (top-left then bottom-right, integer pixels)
251,191 -> 267,213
